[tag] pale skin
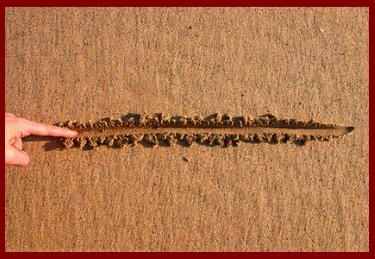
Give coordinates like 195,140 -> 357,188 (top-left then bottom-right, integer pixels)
5,113 -> 77,167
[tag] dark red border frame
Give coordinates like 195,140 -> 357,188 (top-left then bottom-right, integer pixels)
0,0 -> 372,255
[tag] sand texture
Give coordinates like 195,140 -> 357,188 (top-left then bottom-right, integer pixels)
5,8 -> 368,251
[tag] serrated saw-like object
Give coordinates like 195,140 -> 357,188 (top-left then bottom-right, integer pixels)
57,113 -> 354,149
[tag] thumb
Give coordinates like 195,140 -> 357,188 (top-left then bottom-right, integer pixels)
5,146 -> 30,166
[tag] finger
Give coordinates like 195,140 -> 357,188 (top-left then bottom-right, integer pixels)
13,138 -> 22,150
18,119 -> 78,138
5,113 -> 16,117
5,146 -> 30,167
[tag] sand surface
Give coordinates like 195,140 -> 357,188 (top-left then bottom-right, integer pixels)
5,7 -> 368,251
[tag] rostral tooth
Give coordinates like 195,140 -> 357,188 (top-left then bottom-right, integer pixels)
187,117 -> 196,126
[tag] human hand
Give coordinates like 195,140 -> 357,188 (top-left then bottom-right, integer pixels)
5,113 -> 77,166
